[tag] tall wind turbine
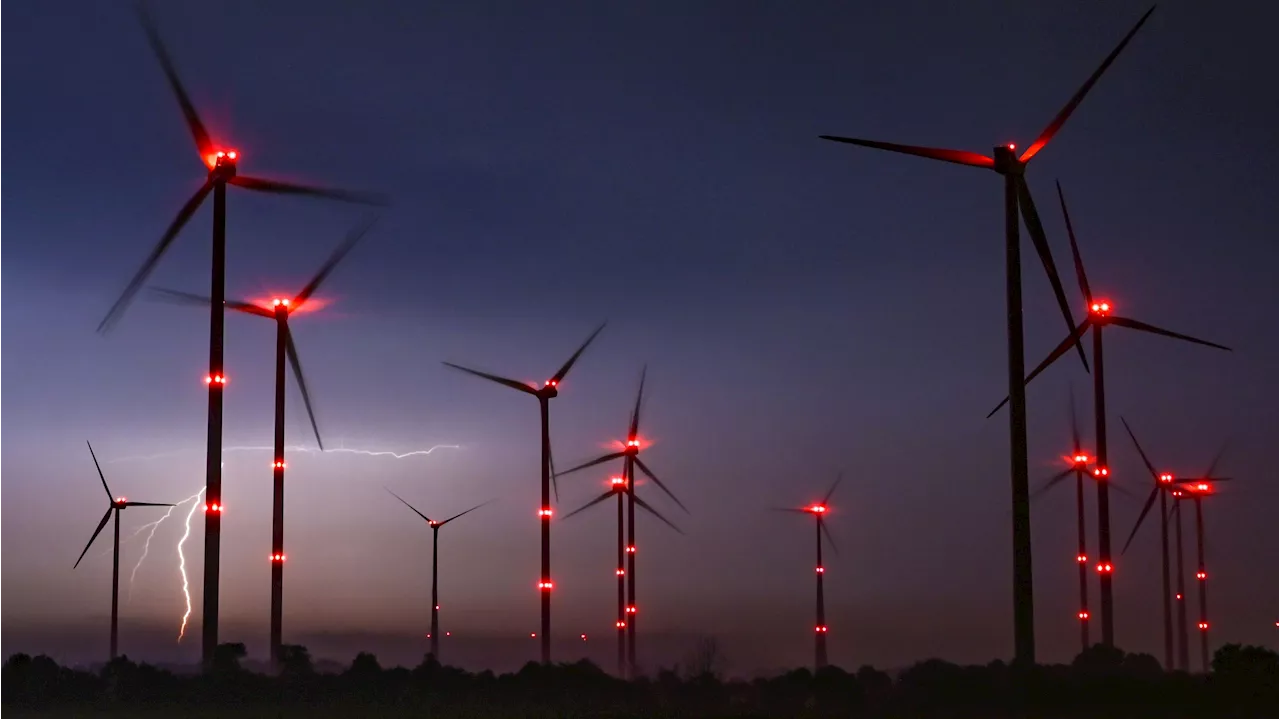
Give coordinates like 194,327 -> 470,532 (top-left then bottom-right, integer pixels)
98,4 -> 386,667
555,366 -> 686,675
819,7 -> 1157,665
1031,389 -> 1095,653
386,490 -> 491,664
988,180 -> 1230,648
773,474 -> 843,671
561,472 -> 682,677
73,442 -> 174,660
443,322 -> 606,664
150,217 -> 375,668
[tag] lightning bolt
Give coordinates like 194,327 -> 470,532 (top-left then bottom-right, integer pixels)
103,443 -> 462,464
113,443 -> 460,641
177,488 -> 205,642
127,490 -> 207,603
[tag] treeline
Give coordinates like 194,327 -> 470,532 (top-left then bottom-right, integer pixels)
3,643 -> 1274,717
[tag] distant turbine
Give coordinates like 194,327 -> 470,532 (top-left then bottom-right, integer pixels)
988,180 -> 1230,649
1031,388 -> 1095,653
555,366 -> 687,676
74,442 -> 175,660
100,3 -> 386,667
149,215 -> 376,669
773,474 -> 844,671
443,322 -> 606,664
561,472 -> 682,677
820,6 -> 1156,665
385,490 -> 491,664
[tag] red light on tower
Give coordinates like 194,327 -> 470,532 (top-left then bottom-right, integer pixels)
815,625 -> 829,633
1159,473 -> 1173,483
580,634 -> 587,641
815,566 -> 825,573
616,568 -> 625,576
1195,483 -> 1209,491
809,505 -> 827,514
1196,571 -> 1206,580
610,476 -> 625,486
1078,611 -> 1090,620
1197,622 -> 1209,631
1096,562 -> 1113,574
205,502 -> 223,513
273,460 -> 286,469
616,621 -> 626,629
445,631 -> 451,637
537,581 -> 554,591
1006,143 -> 1016,150
530,633 -> 537,638
626,545 -> 636,554
626,605 -> 637,615
227,150 -> 238,160
538,508 -> 553,518
545,379 -> 558,388
1176,593 -> 1183,600
1076,554 -> 1088,563
1089,301 -> 1112,315
1093,467 -> 1109,478
1072,454 -> 1090,465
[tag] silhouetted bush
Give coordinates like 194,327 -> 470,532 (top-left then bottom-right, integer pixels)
3,643 -> 1275,717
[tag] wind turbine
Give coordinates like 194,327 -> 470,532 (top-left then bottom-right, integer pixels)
1031,389 -> 1095,653
149,217 -> 375,669
554,366 -> 686,676
774,474 -> 843,671
988,180 -> 1230,648
73,442 -> 174,660
819,6 -> 1156,665
442,322 -> 606,664
1122,434 -> 1229,673
561,472 -> 682,677
385,490 -> 491,664
98,4 -> 386,667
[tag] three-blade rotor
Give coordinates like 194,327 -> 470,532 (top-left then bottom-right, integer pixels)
74,441 -> 175,569
98,4 -> 388,335
386,489 -> 493,528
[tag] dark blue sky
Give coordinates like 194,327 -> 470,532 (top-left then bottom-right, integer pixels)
2,0 -> 1274,673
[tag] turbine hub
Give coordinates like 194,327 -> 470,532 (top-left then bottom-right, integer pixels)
209,150 -> 239,180
992,144 -> 1024,176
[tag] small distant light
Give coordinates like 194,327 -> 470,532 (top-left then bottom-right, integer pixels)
1176,593 -> 1183,600
530,633 -> 537,638
1196,571 -> 1206,580
1198,622 -> 1209,631
538,581 -> 554,591
1076,554 -> 1088,563
1096,562 -> 1113,574
626,605 -> 637,614
815,567 -> 825,573
580,634 -> 587,641
227,150 -> 238,160
1078,611 -> 1090,620
616,569 -> 625,576
626,545 -> 637,554
538,508 -> 553,518
445,631 -> 451,637
616,621 -> 626,629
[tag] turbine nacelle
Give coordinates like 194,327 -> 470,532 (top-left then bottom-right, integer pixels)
609,476 -> 626,488
992,143 -> 1025,176
807,504 -> 827,514
624,438 -> 641,455
536,379 -> 560,398
1089,300 -> 1113,317
208,149 -> 239,179
271,298 -> 292,313
113,497 -> 128,509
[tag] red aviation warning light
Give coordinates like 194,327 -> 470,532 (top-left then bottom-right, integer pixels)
580,634 -> 587,641
269,553 -> 286,562
205,374 -> 227,385
205,502 -> 223,513
271,298 -> 291,308
626,545 -> 637,554
1072,454 -> 1090,465
1096,562 -> 1114,574
1197,622 -> 1209,631
545,380 -> 558,388
1076,554 -> 1088,563
1089,301 -> 1112,316
815,625 -> 829,633
815,566 -> 825,573
1196,571 -> 1206,580
808,505 -> 827,514
1093,466 -> 1109,478
273,460 -> 286,469
538,508 -> 553,518
1078,611 -> 1090,620
615,621 -> 626,629
537,581 -> 554,591
626,605 -> 637,615
616,568 -> 625,576
610,476 -> 625,486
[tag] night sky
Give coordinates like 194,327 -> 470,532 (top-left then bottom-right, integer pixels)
2,0 -> 1274,674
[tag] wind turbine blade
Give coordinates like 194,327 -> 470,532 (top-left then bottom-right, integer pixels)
227,175 -> 389,206
123,502 -> 175,507
442,362 -> 536,395
1108,317 -> 1231,352
148,288 -> 274,317
822,472 -> 844,504
440,499 -> 495,525
1031,468 -> 1075,502
1204,438 -> 1230,478
85,441 -> 114,500
769,507 -> 808,514
548,443 -> 560,503
136,2 -> 213,160
98,181 -> 214,333
285,325 -> 323,450
1018,6 -> 1157,163
293,215 -> 378,309
628,365 -> 647,440
633,494 -> 684,535
1055,180 -> 1093,305
1119,416 -> 1158,479
1108,480 -> 1139,500
384,488 -> 432,524
562,490 -> 618,520
817,135 -> 995,169
1172,477 -> 1234,485
1017,177 -> 1088,370
74,508 -> 114,569
634,458 -> 688,514
819,519 -> 840,556
1068,382 -> 1081,451
551,322 -> 607,383
986,319 -> 1092,418
554,452 -> 626,478
1121,486 -> 1161,555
